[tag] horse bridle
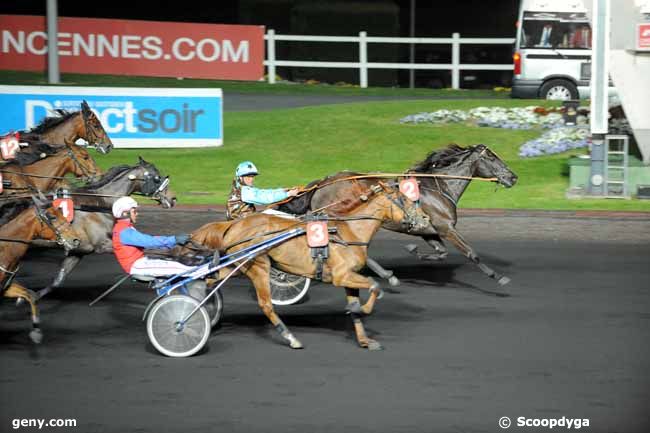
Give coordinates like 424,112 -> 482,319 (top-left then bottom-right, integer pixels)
66,146 -> 98,180
81,110 -> 104,146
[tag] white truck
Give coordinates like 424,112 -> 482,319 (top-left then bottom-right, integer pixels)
511,0 -> 603,100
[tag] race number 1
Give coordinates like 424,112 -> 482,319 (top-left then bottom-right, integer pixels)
306,221 -> 329,247
53,198 -> 75,223
0,135 -> 19,160
399,177 -> 420,201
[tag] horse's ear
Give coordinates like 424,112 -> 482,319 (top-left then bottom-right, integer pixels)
81,100 -> 92,117
138,155 -> 145,165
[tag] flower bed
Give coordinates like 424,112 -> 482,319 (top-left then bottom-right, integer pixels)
400,105 -> 595,157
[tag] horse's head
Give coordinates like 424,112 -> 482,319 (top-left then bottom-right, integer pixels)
470,144 -> 518,188
81,101 -> 113,154
364,182 -> 430,233
64,144 -> 101,181
127,156 -> 176,208
30,195 -> 80,251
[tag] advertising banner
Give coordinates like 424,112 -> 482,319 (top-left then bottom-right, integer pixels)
0,15 -> 264,80
0,85 -> 223,148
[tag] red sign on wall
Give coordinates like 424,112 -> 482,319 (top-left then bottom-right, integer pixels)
0,15 -> 265,80
638,23 -> 650,50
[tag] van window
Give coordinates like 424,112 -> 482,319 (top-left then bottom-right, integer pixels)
521,12 -> 591,49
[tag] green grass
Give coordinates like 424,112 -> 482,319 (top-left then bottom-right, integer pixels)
2,70 -> 648,211
85,99 -> 648,211
0,70 -> 507,98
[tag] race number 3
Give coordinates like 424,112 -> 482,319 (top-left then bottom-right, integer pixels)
53,198 -> 75,223
399,177 -> 420,201
0,135 -> 19,160
307,221 -> 329,247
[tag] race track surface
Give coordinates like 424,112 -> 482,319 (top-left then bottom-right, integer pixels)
2,210 -> 649,433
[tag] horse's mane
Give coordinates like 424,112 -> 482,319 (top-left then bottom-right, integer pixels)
277,176 -> 323,214
0,199 -> 32,227
409,144 -> 471,173
278,171 -> 379,215
27,109 -> 79,134
191,221 -> 234,251
74,165 -> 131,192
12,142 -> 59,166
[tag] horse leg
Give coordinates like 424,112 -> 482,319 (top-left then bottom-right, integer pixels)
37,255 -> 83,300
332,271 -> 383,315
366,257 -> 400,287
345,288 -> 382,351
438,224 -> 510,286
405,234 -> 448,261
4,283 -> 43,343
246,258 -> 303,349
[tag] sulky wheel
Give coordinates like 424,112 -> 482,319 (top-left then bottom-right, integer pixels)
187,282 -> 224,328
270,267 -> 311,306
146,295 -> 211,358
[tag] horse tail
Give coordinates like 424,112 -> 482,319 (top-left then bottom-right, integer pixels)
277,189 -> 316,215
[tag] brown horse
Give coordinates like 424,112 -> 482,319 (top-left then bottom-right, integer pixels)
190,182 -> 430,350
20,101 -> 113,154
279,144 -> 519,286
0,144 -> 100,198
1,197 -> 81,343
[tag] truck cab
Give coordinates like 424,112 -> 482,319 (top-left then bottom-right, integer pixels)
512,0 -> 601,100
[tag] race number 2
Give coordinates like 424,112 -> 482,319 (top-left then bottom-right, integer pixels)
0,135 -> 20,160
307,221 -> 329,247
53,198 -> 75,223
399,177 -> 420,201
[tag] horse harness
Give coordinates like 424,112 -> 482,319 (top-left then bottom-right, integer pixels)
0,205 -> 69,291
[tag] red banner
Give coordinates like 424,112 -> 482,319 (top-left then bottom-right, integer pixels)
0,15 -> 264,80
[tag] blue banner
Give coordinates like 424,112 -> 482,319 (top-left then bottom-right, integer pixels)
0,86 -> 223,148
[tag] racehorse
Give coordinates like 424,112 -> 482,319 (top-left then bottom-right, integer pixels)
1,196 -> 81,343
30,157 -> 176,300
0,144 -> 101,198
278,144 -> 518,286
19,101 -> 113,154
190,182 -> 431,350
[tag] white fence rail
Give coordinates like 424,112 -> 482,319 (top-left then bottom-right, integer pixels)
264,30 -> 515,89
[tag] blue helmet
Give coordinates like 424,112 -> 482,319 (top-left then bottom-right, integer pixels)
235,161 -> 259,177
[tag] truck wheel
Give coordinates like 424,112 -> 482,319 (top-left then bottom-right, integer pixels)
540,79 -> 578,100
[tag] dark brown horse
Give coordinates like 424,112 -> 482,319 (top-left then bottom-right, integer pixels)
29,158 -> 176,300
0,144 -> 100,198
278,144 -> 518,286
20,101 -> 113,154
190,182 -> 430,350
1,197 -> 81,343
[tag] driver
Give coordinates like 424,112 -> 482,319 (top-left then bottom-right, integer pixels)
111,196 -> 196,277
226,161 -> 300,220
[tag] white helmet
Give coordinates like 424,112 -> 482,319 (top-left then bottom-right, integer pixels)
112,196 -> 138,218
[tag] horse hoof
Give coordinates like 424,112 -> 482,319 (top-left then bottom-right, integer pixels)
366,339 -> 383,351
422,253 -> 447,261
29,329 -> 43,344
404,244 -> 418,254
388,276 -> 400,287
345,301 -> 362,314
372,288 -> 385,300
497,276 -> 511,286
289,339 -> 304,349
